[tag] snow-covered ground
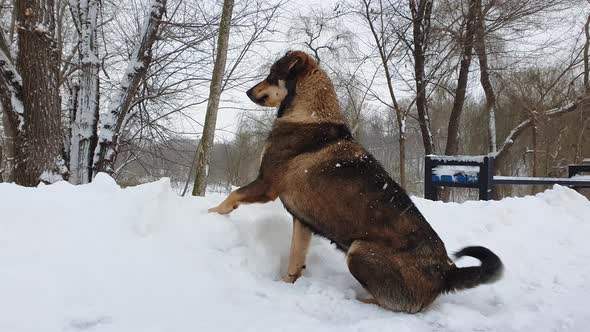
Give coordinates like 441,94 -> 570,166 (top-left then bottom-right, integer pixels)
1,175 -> 589,332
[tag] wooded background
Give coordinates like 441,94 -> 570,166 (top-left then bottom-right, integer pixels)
0,0 -> 589,201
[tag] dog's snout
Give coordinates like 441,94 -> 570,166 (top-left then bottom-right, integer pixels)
246,87 -> 255,101
246,79 -> 286,107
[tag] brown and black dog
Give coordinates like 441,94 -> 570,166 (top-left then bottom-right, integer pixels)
209,51 -> 503,313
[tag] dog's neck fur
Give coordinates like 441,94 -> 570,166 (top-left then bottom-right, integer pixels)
278,68 -> 346,124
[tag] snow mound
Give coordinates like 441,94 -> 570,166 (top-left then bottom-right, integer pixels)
1,179 -> 589,332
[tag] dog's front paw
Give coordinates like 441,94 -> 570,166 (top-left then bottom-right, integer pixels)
282,273 -> 301,284
208,203 -> 235,215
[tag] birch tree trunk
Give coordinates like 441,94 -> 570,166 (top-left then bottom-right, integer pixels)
192,0 -> 234,196
0,28 -> 22,183
13,0 -> 63,186
69,0 -> 100,184
444,0 -> 478,156
93,0 -> 167,176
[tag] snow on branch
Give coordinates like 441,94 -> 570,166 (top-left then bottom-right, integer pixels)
93,0 -> 167,174
0,30 -> 24,129
494,100 -> 584,162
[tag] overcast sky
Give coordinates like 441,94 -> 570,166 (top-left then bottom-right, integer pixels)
185,0 -> 589,142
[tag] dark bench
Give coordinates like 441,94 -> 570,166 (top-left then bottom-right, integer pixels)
424,155 -> 590,201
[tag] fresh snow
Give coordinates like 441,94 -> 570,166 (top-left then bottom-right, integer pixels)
1,175 -> 590,332
433,165 -> 480,177
427,154 -> 488,163
39,170 -> 64,184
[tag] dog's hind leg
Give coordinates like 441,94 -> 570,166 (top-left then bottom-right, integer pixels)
283,218 -> 312,283
346,241 -> 433,313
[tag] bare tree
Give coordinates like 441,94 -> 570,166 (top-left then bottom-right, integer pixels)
471,0 -> 577,155
577,5 -> 590,162
288,8 -> 353,66
444,0 -> 478,156
120,0 -> 282,192
495,64 -> 588,167
336,69 -> 378,139
359,0 -> 408,188
192,0 -> 234,196
93,0 -> 167,176
409,0 -> 435,155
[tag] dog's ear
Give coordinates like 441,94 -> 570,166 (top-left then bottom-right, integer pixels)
283,51 -> 313,77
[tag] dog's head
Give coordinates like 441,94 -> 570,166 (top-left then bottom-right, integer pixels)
246,51 -> 316,108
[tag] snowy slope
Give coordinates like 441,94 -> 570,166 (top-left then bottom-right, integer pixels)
1,175 -> 589,332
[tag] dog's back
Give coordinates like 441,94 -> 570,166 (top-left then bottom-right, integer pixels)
269,120 -> 441,252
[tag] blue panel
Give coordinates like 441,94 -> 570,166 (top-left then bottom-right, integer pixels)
455,175 -> 468,184
432,173 -> 480,184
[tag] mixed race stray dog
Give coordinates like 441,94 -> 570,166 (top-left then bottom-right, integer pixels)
209,51 -> 503,313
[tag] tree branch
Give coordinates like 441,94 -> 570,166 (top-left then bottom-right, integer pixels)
495,99 -> 586,162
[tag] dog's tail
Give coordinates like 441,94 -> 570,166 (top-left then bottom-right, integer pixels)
444,246 -> 503,293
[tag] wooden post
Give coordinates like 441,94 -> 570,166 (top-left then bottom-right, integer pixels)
567,165 -> 590,178
479,156 -> 494,200
424,155 -> 437,200
568,164 -> 590,192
